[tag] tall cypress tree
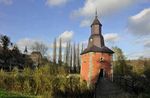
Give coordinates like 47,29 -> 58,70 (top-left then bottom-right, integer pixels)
70,45 -> 72,73
66,41 -> 70,65
58,38 -> 62,66
81,43 -> 84,53
73,43 -> 76,73
53,38 -> 57,64
64,41 -> 68,65
76,43 -> 80,73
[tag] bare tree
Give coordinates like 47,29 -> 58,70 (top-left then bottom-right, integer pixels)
31,41 -> 48,56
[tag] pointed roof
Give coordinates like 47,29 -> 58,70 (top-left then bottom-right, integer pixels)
91,11 -> 102,26
24,46 -> 28,53
81,11 -> 114,55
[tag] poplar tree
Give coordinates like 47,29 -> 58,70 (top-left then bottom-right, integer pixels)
58,38 -> 62,66
67,41 -> 71,66
73,43 -> 76,73
64,41 -> 69,65
76,43 -> 80,73
70,45 -> 72,72
81,43 -> 84,53
53,38 -> 57,64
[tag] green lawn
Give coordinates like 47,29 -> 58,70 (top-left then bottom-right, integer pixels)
0,89 -> 35,98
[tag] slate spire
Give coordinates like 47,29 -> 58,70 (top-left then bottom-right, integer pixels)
88,11 -> 105,48
24,46 -> 28,54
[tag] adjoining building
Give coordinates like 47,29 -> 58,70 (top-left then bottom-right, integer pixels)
30,51 -> 42,67
23,47 -> 43,68
80,12 -> 114,85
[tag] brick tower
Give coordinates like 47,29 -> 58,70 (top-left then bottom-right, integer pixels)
80,12 -> 114,85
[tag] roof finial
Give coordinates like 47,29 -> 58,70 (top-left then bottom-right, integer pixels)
24,46 -> 28,54
95,8 -> 98,18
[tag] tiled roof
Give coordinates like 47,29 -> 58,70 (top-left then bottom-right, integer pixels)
31,51 -> 42,56
81,45 -> 114,55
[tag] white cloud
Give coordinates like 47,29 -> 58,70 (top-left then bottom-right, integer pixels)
58,30 -> 73,42
144,40 -> 150,48
16,38 -> 35,53
16,38 -> 48,53
104,33 -> 119,42
50,30 -> 74,48
0,0 -> 13,5
128,8 -> 150,35
46,0 -> 69,6
126,49 -> 150,59
135,36 -> 150,48
80,19 -> 92,27
71,0 -> 137,26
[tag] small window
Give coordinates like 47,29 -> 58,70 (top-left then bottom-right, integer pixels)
90,38 -> 93,42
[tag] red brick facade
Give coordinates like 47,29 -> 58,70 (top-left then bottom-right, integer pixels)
80,52 -> 113,84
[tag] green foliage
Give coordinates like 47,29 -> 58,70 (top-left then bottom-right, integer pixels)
0,35 -> 10,49
144,67 -> 150,79
0,89 -> 35,98
112,46 -> 132,76
0,64 -> 91,97
143,58 -> 150,79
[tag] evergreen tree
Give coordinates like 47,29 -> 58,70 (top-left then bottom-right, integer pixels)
0,35 -> 11,69
58,38 -> 62,66
53,38 -> 57,64
70,45 -> 72,72
64,41 -> 71,66
76,43 -> 80,73
81,43 -> 84,53
64,41 -> 68,65
11,45 -> 24,67
73,43 -> 76,73
67,41 -> 71,66
0,35 -> 10,50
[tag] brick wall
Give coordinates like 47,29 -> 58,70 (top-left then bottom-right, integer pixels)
80,52 -> 112,84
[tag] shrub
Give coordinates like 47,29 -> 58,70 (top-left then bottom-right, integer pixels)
0,64 -> 93,97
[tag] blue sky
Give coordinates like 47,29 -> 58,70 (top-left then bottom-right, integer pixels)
0,0 -> 150,59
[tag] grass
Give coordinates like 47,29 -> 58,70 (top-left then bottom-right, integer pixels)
0,89 -> 36,98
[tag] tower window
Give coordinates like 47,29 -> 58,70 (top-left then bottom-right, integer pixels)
90,38 -> 93,42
